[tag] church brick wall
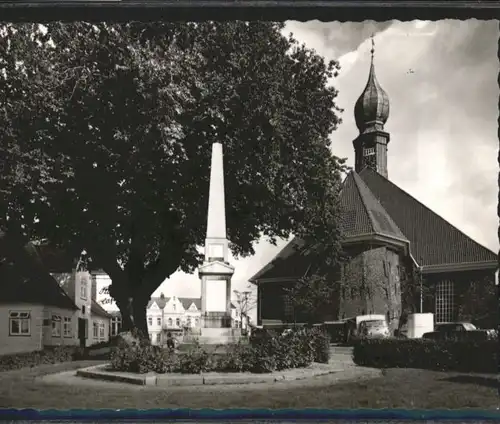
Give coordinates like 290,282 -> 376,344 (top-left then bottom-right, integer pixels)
339,245 -> 403,333
338,251 -> 365,320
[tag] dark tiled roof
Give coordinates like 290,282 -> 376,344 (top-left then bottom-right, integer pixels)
33,243 -> 76,273
0,245 -> 79,311
249,238 -> 308,281
91,299 -> 112,318
358,166 -> 497,266
251,167 -> 497,282
339,172 -> 408,241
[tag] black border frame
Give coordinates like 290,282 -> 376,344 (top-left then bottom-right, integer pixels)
0,0 -> 498,420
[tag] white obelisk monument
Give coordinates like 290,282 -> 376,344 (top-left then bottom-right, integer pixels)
198,142 -> 238,344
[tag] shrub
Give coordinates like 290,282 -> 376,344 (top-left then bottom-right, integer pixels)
110,343 -> 176,374
110,327 -> 325,375
353,338 -> 497,373
311,327 -> 330,364
251,355 -> 277,373
178,345 -> 214,374
250,327 -> 316,371
0,346 -> 79,372
216,342 -> 256,372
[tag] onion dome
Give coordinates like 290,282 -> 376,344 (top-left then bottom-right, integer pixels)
354,35 -> 390,133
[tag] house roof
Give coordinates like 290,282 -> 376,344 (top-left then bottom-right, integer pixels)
33,243 -> 77,273
148,297 -> 201,310
250,167 -> 497,282
91,299 -> 112,318
0,244 -> 79,311
358,166 -> 497,267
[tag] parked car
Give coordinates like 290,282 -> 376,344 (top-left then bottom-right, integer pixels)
344,314 -> 390,342
358,318 -> 391,339
422,322 -> 494,341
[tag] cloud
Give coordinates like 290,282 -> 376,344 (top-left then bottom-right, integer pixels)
155,20 -> 499,323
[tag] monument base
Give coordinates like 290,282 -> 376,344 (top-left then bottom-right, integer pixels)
196,327 -> 243,345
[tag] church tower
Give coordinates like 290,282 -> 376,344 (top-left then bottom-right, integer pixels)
353,35 -> 390,178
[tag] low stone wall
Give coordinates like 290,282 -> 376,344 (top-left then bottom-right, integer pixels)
76,362 -> 340,387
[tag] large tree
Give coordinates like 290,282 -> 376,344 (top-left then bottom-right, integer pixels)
0,21 -> 346,336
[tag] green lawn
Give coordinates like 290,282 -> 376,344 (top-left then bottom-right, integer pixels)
0,361 -> 498,409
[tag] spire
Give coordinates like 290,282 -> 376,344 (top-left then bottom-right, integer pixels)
370,33 -> 375,62
352,35 -> 391,178
354,34 -> 390,134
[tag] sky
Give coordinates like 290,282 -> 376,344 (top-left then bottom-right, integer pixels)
141,19 -> 499,323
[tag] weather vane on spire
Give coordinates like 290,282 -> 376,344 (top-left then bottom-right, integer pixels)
370,33 -> 375,61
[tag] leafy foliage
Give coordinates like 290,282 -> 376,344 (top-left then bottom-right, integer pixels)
0,21 -> 346,333
311,326 -> 331,363
352,338 -> 498,374
284,273 -> 339,323
0,346 -> 80,372
215,342 -> 256,372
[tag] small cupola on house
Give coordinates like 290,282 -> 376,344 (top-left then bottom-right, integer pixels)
353,35 -> 391,178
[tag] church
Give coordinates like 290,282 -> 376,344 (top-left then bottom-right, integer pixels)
250,43 -> 498,331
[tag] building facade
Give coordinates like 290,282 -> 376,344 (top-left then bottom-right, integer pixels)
0,244 -> 80,356
145,294 -> 247,345
251,42 -> 498,331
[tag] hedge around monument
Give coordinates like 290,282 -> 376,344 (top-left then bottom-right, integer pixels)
109,327 -> 331,374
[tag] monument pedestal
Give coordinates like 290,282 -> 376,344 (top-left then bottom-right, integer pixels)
198,327 -> 242,345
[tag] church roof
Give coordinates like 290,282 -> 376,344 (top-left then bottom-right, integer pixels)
250,167 -> 496,283
340,171 -> 407,242
358,166 -> 497,267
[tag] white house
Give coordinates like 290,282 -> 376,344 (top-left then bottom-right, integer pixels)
144,294 -> 249,345
0,245 -> 80,356
33,243 -> 113,347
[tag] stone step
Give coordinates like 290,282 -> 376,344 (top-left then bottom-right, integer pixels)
330,346 -> 354,355
329,355 -> 353,362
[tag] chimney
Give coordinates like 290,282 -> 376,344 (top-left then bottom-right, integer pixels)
160,292 -> 165,299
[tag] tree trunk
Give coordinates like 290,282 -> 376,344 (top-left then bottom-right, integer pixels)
110,276 -> 155,342
132,296 -> 150,338
114,296 -> 135,333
